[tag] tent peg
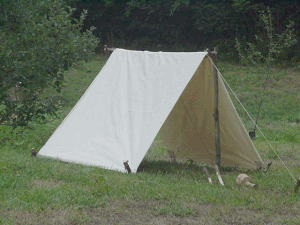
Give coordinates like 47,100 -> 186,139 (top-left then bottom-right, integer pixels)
213,165 -> 224,186
294,178 -> 300,193
167,150 -> 177,163
31,148 -> 37,157
263,162 -> 273,173
249,130 -> 256,139
203,167 -> 213,184
187,159 -> 194,165
123,160 -> 131,173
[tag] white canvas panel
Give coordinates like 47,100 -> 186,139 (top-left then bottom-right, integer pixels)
38,49 -> 207,173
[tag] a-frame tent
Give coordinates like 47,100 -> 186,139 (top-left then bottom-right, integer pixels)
38,49 -> 265,173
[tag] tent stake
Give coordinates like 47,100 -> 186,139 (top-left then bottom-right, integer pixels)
294,178 -> 300,193
203,167 -> 213,184
214,165 -> 224,186
123,160 -> 131,173
263,161 -> 273,173
167,150 -> 177,163
31,148 -> 37,157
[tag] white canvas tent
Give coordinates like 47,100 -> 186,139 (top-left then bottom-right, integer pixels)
38,49 -> 265,173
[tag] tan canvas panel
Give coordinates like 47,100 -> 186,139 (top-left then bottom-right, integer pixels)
160,57 -> 265,169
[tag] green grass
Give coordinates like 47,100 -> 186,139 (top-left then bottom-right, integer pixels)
1,55 -> 300,224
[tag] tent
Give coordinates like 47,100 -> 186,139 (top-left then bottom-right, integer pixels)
38,49 -> 265,173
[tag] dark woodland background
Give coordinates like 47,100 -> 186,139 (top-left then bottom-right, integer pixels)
70,0 -> 300,62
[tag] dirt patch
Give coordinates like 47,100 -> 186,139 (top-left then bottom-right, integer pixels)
2,200 -> 299,224
2,208 -> 86,225
31,179 -> 66,190
71,200 -> 212,225
78,200 -> 296,225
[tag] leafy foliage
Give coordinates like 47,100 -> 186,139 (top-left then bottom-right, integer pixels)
0,0 -> 99,127
69,0 -> 299,59
236,7 -> 297,68
235,7 -> 297,131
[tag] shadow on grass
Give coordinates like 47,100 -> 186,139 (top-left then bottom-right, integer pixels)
137,159 -> 258,176
137,159 -> 212,175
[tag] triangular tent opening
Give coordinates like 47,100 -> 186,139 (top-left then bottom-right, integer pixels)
38,49 -> 265,173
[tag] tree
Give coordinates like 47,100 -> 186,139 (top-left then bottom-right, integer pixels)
235,6 -> 297,137
0,0 -> 99,127
236,6 -> 296,68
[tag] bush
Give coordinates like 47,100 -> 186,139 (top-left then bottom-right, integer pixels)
0,0 -> 99,127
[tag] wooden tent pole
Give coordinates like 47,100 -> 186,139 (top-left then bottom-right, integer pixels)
207,47 -> 221,168
203,167 -> 213,184
104,45 -> 116,58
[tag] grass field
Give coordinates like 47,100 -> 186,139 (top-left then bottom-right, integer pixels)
1,55 -> 300,224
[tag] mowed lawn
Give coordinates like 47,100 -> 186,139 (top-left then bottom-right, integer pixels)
1,55 -> 300,224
